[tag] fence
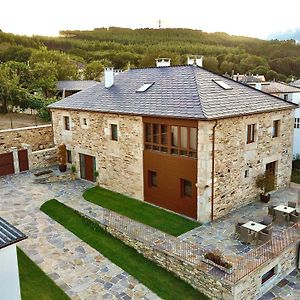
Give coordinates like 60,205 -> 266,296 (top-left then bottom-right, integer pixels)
90,208 -> 300,284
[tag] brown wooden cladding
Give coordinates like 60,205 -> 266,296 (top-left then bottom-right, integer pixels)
143,150 -> 197,219
0,152 -> 14,176
18,149 -> 29,172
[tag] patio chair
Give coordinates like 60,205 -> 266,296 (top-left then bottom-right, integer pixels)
274,210 -> 288,224
235,222 -> 244,236
268,205 -> 275,217
258,229 -> 272,243
290,212 -> 300,224
261,215 -> 273,230
239,226 -> 256,244
288,201 -> 297,208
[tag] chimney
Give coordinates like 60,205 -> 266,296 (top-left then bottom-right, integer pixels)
187,56 -> 203,67
255,82 -> 262,90
155,58 -> 171,67
104,67 -> 114,88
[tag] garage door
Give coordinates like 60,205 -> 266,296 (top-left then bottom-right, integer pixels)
18,149 -> 29,172
0,152 -> 15,176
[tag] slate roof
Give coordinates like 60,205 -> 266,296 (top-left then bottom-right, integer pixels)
249,81 -> 300,94
57,80 -> 99,91
290,79 -> 300,88
50,66 -> 296,120
0,217 -> 27,250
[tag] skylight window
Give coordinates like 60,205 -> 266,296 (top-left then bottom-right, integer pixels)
213,80 -> 232,90
136,82 -> 154,92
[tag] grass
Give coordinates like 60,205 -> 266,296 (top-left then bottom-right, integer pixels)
41,199 -> 209,300
17,248 -> 70,300
292,168 -> 300,184
83,186 -> 200,236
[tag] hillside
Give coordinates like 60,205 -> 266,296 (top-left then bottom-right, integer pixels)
1,27 -> 300,81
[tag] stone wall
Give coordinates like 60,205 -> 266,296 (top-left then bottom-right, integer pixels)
0,125 -> 54,152
51,109 -> 144,200
197,109 -> 294,222
31,147 -> 58,169
233,242 -> 299,299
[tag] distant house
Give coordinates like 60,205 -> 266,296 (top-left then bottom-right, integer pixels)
249,81 -> 300,156
49,59 -> 296,222
231,73 -> 266,84
57,80 -> 99,98
0,217 -> 27,300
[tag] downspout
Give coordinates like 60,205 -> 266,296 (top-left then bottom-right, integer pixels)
211,120 -> 218,222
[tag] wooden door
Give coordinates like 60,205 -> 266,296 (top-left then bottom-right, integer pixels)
79,153 -> 95,182
18,149 -> 29,172
265,161 -> 276,192
0,152 -> 15,176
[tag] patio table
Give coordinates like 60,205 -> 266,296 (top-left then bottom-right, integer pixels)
242,221 -> 267,232
274,205 -> 295,214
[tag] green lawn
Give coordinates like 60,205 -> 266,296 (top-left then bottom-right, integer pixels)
41,199 -> 209,300
83,186 -> 200,236
292,168 -> 300,184
18,248 -> 70,300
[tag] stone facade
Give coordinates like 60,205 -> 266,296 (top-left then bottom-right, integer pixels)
51,109 -> 144,200
198,109 -> 294,222
31,147 -> 58,170
0,125 -> 54,152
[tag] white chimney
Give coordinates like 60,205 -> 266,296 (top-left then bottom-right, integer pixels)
155,58 -> 171,67
104,67 -> 114,88
187,56 -> 203,67
255,82 -> 262,90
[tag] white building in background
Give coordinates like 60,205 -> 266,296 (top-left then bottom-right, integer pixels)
0,217 -> 27,300
249,81 -> 300,157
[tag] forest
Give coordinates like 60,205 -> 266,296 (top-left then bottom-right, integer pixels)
1,27 -> 300,117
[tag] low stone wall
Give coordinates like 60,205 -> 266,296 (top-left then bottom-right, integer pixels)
0,124 -> 54,152
90,216 -> 233,300
31,147 -> 57,169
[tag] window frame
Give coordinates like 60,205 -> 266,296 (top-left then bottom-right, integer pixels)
272,120 -> 280,138
64,116 -> 70,131
148,170 -> 157,188
295,118 -> 300,129
181,178 -> 192,198
66,150 -> 72,164
111,124 -> 118,141
261,266 -> 276,285
246,124 -> 256,144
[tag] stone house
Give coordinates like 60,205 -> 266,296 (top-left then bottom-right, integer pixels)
49,60 -> 297,223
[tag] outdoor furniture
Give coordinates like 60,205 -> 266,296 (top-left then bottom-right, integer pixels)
239,226 -> 256,244
274,205 -> 296,224
261,215 -> 273,230
258,228 -> 272,243
268,205 -> 275,217
235,222 -> 244,235
290,212 -> 300,224
288,201 -> 297,208
242,221 -> 267,232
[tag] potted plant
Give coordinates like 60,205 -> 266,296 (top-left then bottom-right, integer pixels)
94,170 -> 99,185
256,173 -> 273,203
203,251 -> 233,274
57,144 -> 67,172
71,164 -> 76,180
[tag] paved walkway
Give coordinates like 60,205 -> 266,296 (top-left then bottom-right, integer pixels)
0,171 -> 159,300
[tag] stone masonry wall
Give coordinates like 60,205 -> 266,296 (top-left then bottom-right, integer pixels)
197,109 -> 294,222
31,147 -> 58,169
0,125 -> 54,152
51,109 -> 144,200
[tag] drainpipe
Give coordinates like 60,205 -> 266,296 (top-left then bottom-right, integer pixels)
211,120 -> 218,222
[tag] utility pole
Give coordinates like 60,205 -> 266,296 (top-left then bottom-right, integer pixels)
158,19 -> 161,29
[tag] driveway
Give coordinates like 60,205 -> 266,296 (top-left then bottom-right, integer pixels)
0,170 -> 159,300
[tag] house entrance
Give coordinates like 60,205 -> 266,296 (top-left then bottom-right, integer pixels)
265,161 -> 276,192
79,153 -> 96,182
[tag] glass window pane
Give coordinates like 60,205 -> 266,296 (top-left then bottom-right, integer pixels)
145,123 -> 151,142
161,125 -> 167,145
190,128 -> 197,150
180,127 -> 188,149
153,124 -> 159,144
171,126 -> 178,146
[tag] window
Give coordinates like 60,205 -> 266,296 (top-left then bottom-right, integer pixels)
148,170 -> 157,187
64,116 -> 70,131
283,94 -> 288,100
66,150 -> 72,163
261,267 -> 276,284
111,124 -> 118,141
246,124 -> 256,144
136,82 -> 154,92
295,118 -> 300,129
272,120 -> 280,138
244,169 -> 249,178
83,118 -> 87,126
181,179 -> 192,197
213,80 -> 232,90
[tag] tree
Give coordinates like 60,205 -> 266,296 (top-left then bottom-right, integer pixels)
84,61 -> 104,81
203,56 -> 219,73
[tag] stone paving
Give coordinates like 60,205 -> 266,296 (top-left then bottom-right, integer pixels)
0,170 -> 159,300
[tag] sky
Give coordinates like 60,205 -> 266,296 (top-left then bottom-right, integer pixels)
1,0 -> 300,39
